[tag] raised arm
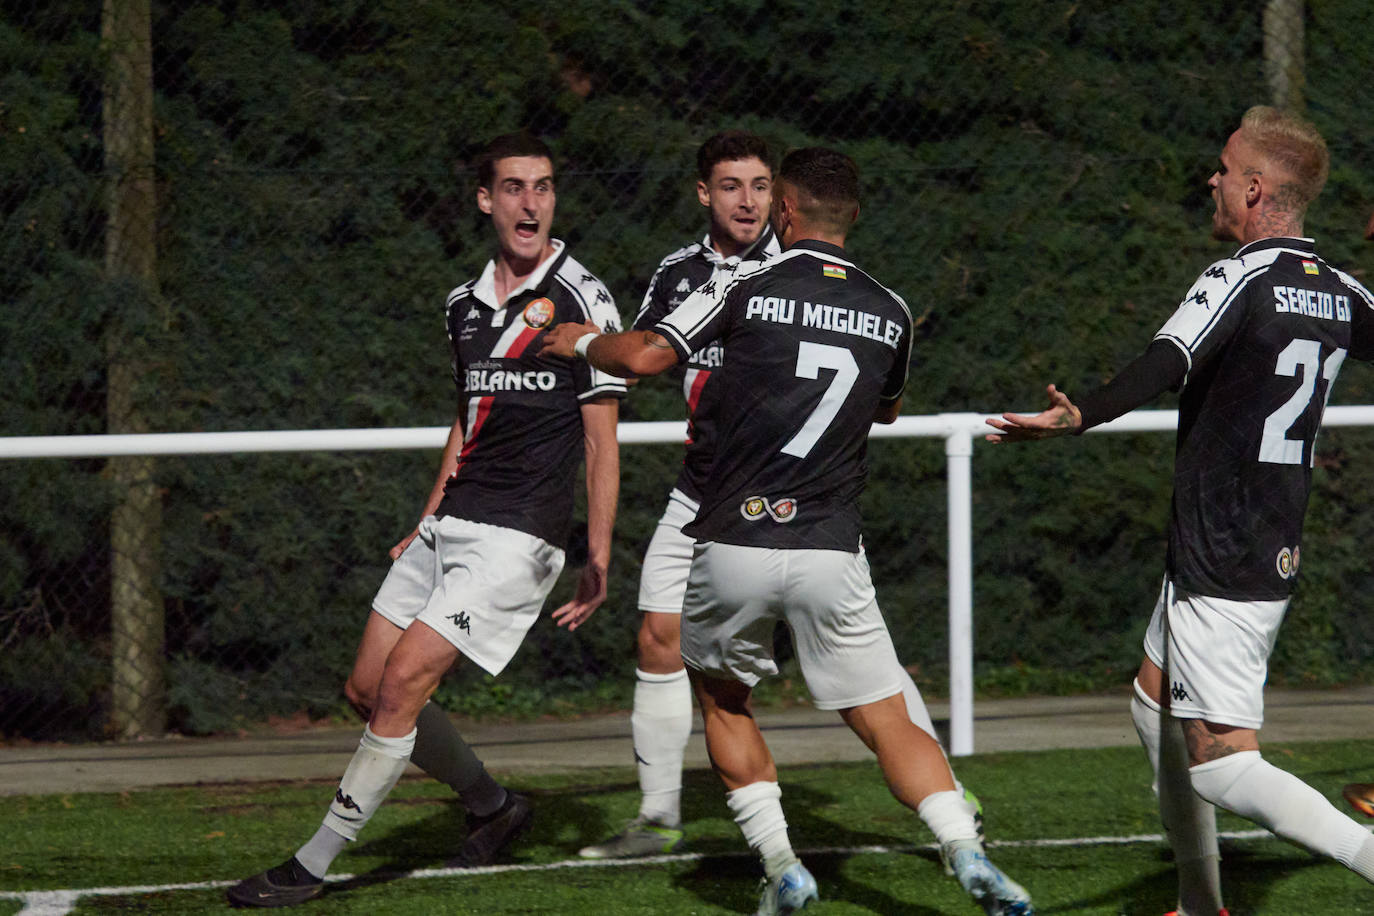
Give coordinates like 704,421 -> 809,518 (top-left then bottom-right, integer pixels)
550,397 -> 620,630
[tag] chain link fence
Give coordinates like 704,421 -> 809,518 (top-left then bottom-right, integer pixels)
3,1 -> 1373,741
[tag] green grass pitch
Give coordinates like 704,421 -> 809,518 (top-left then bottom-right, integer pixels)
3,740 -> 1373,913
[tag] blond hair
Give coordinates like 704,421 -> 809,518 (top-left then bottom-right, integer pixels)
1241,105 -> 1329,211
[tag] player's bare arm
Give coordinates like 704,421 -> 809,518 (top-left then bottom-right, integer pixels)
390,413 -> 467,559
984,384 -> 1082,442
539,322 -> 680,378
551,397 -> 620,631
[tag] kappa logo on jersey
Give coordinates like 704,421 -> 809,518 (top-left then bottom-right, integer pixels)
465,306 -> 480,320
676,277 -> 693,293
1275,545 -> 1300,579
1191,289 -> 1210,307
447,611 -> 472,634
822,264 -> 847,280
1302,260 -> 1320,276
1204,266 -> 1227,282
522,297 -> 555,329
1170,682 -> 1192,703
739,496 -> 798,523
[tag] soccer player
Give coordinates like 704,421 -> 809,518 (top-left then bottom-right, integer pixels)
987,106 -> 1374,916
545,147 -> 1033,916
577,130 -> 781,859
226,131 -> 625,907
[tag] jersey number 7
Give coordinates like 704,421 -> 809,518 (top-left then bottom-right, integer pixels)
781,342 -> 860,459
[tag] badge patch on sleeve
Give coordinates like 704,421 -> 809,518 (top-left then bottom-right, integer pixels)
1302,260 -> 1319,276
822,264 -> 847,280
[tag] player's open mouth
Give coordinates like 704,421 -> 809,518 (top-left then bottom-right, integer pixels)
515,220 -> 539,239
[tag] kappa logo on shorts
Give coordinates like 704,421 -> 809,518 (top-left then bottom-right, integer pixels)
1275,545 -> 1300,579
447,611 -> 472,634
522,297 -> 555,329
1170,682 -> 1192,703
739,496 -> 799,523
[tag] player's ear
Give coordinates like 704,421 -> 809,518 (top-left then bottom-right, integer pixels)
477,186 -> 493,215
696,180 -> 711,209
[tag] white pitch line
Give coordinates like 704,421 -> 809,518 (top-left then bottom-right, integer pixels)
0,828 -> 1301,915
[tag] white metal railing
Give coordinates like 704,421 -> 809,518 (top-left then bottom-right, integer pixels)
6,404 -> 1374,755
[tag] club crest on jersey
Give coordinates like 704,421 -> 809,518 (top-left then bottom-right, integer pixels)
739,496 -> 798,523
1275,545 -> 1300,579
522,297 -> 555,329
822,264 -> 847,280
1302,260 -> 1320,276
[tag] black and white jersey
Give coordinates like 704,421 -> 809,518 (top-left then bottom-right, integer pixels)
1154,237 -> 1374,600
654,239 -> 912,551
436,240 -> 625,549
633,226 -> 780,502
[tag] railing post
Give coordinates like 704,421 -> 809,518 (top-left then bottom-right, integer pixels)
943,418 -> 975,756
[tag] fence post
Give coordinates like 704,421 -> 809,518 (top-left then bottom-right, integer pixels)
103,0 -> 165,738
1263,0 -> 1305,111
943,419 -> 976,756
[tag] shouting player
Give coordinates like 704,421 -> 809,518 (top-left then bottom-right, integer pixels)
227,131 -> 625,907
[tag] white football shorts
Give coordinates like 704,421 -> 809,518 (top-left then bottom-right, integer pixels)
372,515 -> 564,676
636,488 -> 700,614
1143,576 -> 1288,729
680,541 -> 905,710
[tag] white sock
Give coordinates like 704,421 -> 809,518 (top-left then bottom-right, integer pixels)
918,789 -> 980,846
727,781 -> 796,879
319,725 -> 415,844
1131,683 -> 1223,914
294,824 -> 346,880
631,667 -> 692,826
1190,750 -> 1374,880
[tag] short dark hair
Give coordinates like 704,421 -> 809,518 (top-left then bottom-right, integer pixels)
697,130 -> 772,182
778,147 -> 859,230
477,131 -> 555,189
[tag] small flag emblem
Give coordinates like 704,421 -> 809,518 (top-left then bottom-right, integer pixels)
822,264 -> 847,279
1302,260 -> 1319,276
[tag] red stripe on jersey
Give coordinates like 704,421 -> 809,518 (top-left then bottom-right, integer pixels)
488,318 -> 542,360
456,395 -> 495,467
683,368 -> 711,444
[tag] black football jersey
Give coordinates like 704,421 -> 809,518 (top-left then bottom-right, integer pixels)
1154,237 -> 1374,599
436,241 -> 625,548
632,226 -> 780,502
654,239 -> 912,551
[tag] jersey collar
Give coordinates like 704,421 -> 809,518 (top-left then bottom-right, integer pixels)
471,239 -> 568,309
699,223 -> 779,266
785,237 -> 850,261
1235,236 -> 1315,258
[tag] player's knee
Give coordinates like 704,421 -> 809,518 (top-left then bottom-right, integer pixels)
636,613 -> 682,670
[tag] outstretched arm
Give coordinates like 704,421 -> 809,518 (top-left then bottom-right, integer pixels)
985,384 -> 1082,442
988,341 -> 1188,443
540,322 -> 681,378
550,397 -> 620,631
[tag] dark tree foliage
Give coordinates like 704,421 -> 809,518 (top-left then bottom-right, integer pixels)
2,0 -> 1372,737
